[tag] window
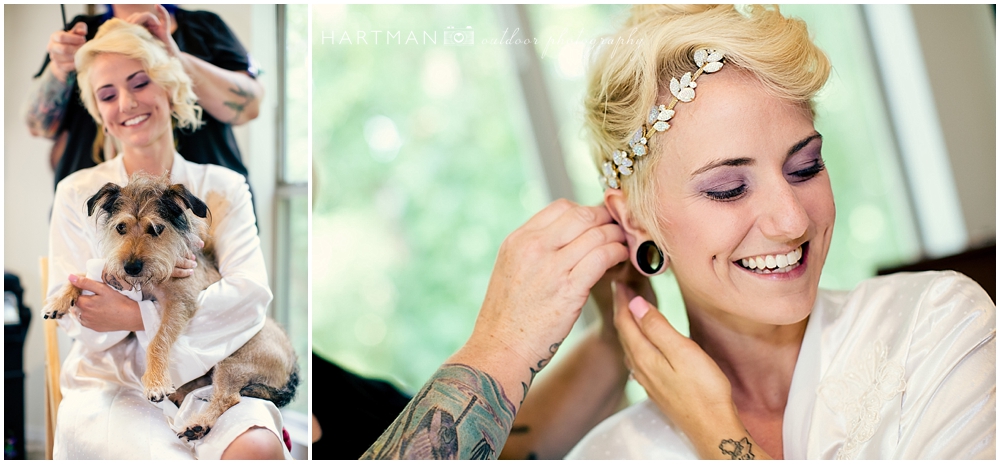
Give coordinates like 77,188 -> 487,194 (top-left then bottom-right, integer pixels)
274,4 -> 309,415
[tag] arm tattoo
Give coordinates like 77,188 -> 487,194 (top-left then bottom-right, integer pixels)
519,341 -> 561,407
362,363 -> 516,460
25,67 -> 74,139
719,437 -> 755,460
223,82 -> 256,124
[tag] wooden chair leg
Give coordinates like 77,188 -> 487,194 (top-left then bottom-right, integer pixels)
40,257 -> 61,460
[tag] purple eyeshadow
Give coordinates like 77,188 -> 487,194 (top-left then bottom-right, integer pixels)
697,170 -> 745,193
96,88 -> 116,101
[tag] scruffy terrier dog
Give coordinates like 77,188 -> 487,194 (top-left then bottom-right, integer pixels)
44,173 -> 298,441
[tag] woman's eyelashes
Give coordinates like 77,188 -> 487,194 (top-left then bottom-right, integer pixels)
786,157 -> 826,181
129,75 -> 150,91
97,88 -> 117,102
704,180 -> 748,201
96,74 -> 150,103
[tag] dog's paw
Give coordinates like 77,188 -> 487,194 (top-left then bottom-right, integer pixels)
177,424 -> 211,441
42,300 -> 71,320
144,383 -> 176,403
42,308 -> 66,320
43,279 -> 83,320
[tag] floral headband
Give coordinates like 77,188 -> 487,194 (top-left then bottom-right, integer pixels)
601,48 -> 726,189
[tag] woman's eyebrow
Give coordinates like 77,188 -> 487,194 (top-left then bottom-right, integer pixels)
690,133 -> 823,177
691,157 -> 754,177
97,71 -> 145,91
787,133 -> 822,158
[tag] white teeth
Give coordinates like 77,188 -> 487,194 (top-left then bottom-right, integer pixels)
738,246 -> 803,272
123,115 -> 149,126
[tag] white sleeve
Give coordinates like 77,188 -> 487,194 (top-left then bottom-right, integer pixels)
135,177 -> 271,386
895,273 -> 996,459
47,179 -> 131,351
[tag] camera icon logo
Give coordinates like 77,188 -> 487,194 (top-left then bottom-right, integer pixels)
444,26 -> 474,46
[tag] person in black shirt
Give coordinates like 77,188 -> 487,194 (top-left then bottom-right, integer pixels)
25,4 -> 261,192
310,352 -> 412,459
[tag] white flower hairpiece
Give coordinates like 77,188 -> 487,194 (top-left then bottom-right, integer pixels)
602,48 -> 725,190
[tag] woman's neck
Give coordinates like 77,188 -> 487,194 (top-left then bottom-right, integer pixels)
121,141 -> 175,177
686,305 -> 807,413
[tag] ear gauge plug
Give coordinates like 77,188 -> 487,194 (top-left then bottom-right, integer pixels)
636,240 -> 665,275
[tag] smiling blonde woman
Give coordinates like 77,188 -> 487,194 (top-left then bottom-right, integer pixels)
46,19 -> 288,460
562,5 -> 995,459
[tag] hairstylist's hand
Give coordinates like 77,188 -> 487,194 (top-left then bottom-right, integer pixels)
468,199 -> 629,371
126,5 -> 180,57
69,274 -> 144,332
46,22 -> 88,82
613,284 -> 771,460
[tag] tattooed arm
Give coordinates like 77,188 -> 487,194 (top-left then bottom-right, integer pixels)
362,363 -> 516,460
363,335 -> 559,459
500,264 -> 655,459
25,21 -> 90,139
24,64 -> 75,139
365,200 -> 629,459
499,326 -> 629,459
128,6 -> 263,126
178,53 -> 263,125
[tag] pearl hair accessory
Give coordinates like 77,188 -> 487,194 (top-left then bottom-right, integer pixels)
601,48 -> 725,189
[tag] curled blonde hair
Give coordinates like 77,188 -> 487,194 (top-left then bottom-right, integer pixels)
584,5 -> 830,246
76,18 -> 202,133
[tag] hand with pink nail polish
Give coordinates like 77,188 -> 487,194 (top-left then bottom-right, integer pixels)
613,283 -> 772,460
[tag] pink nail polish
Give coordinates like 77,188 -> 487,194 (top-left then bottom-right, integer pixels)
628,296 -> 649,319
68,274 -> 78,283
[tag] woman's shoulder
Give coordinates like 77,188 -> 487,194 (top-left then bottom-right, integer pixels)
813,269 -> 994,403
177,158 -> 249,195
817,271 -> 993,329
55,159 -> 124,201
810,276 -> 995,459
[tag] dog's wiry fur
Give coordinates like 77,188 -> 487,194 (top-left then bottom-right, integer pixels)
44,173 -> 298,441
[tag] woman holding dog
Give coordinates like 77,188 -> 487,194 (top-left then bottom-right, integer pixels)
366,5 -> 995,459
45,19 -> 288,459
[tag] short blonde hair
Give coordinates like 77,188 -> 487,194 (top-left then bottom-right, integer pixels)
584,5 -> 830,245
76,18 -> 202,132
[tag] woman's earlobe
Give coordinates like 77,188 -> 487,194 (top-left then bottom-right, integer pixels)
604,189 -> 668,276
636,241 -> 667,276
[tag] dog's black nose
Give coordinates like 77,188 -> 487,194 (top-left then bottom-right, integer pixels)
124,259 -> 144,276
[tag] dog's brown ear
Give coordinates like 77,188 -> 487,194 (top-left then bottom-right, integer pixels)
164,184 -> 208,218
86,182 -> 122,217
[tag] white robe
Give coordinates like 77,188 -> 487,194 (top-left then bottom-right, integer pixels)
566,271 -> 996,459
47,153 -> 289,459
